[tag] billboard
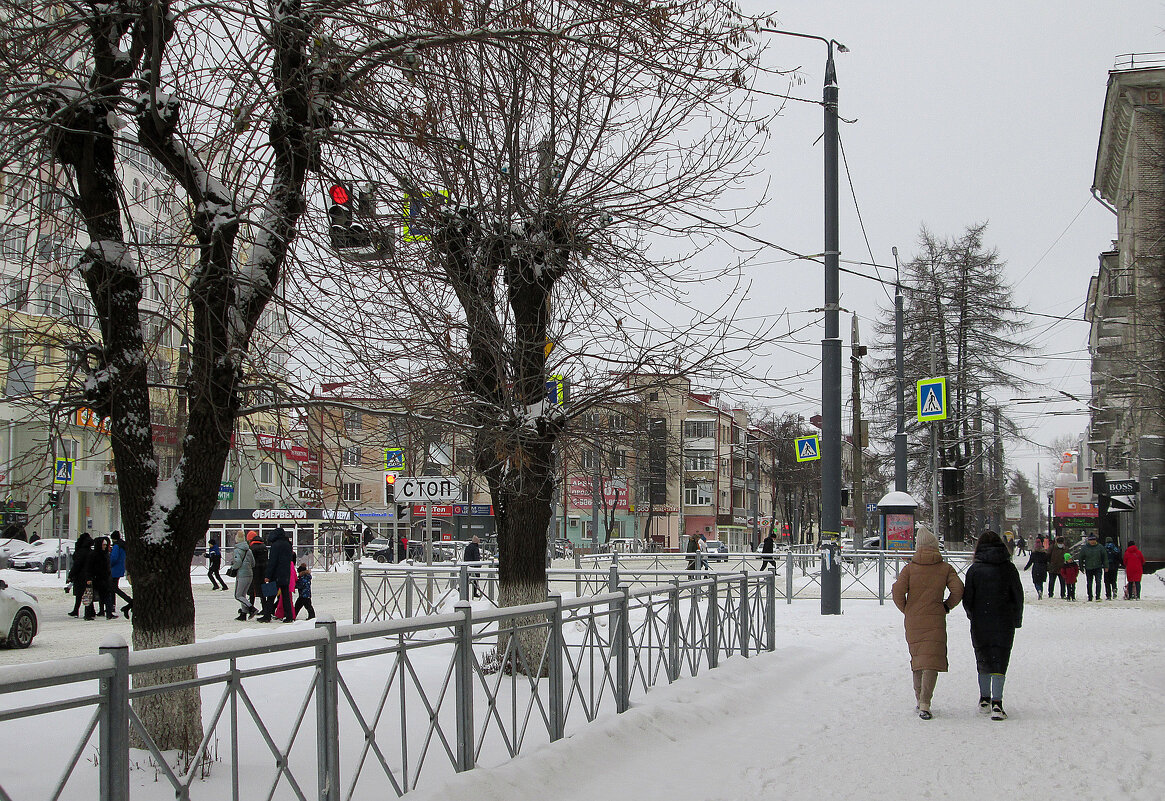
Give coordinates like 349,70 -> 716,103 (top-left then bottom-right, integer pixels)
568,477 -> 630,511
1053,484 -> 1097,519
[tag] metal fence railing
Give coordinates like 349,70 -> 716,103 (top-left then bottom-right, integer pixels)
0,570 -> 778,801
353,550 -> 975,623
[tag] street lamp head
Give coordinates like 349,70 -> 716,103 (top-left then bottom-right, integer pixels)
835,42 -> 850,53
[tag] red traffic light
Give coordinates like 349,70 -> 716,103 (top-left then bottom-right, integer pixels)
385,474 -> 397,485
328,184 -> 351,205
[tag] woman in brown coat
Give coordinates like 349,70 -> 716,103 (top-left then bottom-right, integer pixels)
891,526 -> 964,720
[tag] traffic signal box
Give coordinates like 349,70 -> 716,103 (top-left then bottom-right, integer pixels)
327,183 -> 371,249
385,473 -> 397,504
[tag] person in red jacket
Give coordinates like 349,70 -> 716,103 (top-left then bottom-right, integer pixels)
1059,553 -> 1080,602
1122,540 -> 1146,600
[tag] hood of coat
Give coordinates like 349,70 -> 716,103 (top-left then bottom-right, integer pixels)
911,548 -> 943,565
974,541 -> 1011,565
269,527 -> 289,544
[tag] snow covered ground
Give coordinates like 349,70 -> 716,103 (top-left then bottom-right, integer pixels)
410,575 -> 1165,801
2,564 -> 1162,801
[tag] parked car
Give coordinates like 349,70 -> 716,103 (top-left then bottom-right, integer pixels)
365,538 -> 397,563
0,537 -> 28,567
704,540 -> 729,561
8,538 -> 75,573
552,539 -> 573,558
0,578 -> 40,648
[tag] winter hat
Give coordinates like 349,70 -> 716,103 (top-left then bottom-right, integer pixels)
1128,540 -> 1136,546
1087,534 -> 1098,541
915,526 -> 940,551
1064,553 -> 1074,562
246,530 -> 260,543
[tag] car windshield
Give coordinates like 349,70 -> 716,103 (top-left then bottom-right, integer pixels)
706,541 -> 723,548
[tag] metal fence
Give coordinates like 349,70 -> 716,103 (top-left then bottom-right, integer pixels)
353,550 -> 976,623
0,570 -> 777,801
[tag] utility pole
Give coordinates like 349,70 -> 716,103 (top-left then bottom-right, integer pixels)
892,247 -> 907,493
974,388 -> 984,535
851,313 -> 865,543
993,406 -> 1003,532
930,332 -> 939,537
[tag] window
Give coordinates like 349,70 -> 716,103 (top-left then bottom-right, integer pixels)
684,482 -> 712,506
1,225 -> 28,260
609,413 -> 627,431
342,482 -> 362,502
342,445 -> 362,466
259,462 -> 274,485
343,409 -> 362,431
581,449 -> 596,471
684,450 -> 714,471
0,276 -> 27,309
581,412 -> 600,430
683,420 -> 715,440
613,449 -> 627,470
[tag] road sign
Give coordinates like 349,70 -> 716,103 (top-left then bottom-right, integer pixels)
916,377 -> 948,422
1106,478 -> 1138,496
393,476 -> 462,503
53,458 -> 75,485
384,448 -> 405,471
794,435 -> 821,462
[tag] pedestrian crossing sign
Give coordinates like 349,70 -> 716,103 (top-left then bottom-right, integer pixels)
794,435 -> 821,463
916,377 -> 948,422
53,458 -> 75,485
384,448 -> 405,472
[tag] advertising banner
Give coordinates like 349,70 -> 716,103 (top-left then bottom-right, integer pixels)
885,512 -> 914,550
568,477 -> 630,511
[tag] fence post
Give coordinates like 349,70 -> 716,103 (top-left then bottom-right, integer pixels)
99,636 -> 130,801
668,578 -> 681,682
739,572 -> 749,658
708,574 -> 719,669
405,573 -> 414,618
766,570 -> 776,652
352,560 -> 362,623
785,551 -> 794,604
608,563 -> 619,594
454,601 -> 475,771
574,551 -> 582,598
459,564 -> 469,601
878,551 -> 886,605
315,616 -> 340,801
616,585 -> 631,713
548,592 -> 565,740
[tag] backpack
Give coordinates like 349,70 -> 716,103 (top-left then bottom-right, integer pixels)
1106,545 -> 1122,569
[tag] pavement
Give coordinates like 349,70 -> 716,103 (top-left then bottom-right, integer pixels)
0,563 -> 360,667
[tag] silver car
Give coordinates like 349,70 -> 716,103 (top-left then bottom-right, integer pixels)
7,538 -> 75,573
0,578 -> 40,648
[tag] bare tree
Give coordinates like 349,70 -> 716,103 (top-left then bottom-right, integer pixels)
283,0 -> 774,664
0,0 -> 615,752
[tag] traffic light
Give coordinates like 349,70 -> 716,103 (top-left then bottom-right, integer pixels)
385,473 -> 397,504
326,183 -> 370,249
840,487 -> 850,507
47,491 -> 59,508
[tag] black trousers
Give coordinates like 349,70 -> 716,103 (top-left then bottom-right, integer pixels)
1103,568 -> 1119,598
1047,570 -> 1064,598
294,596 -> 315,618
261,582 -> 292,619
1085,568 -> 1102,600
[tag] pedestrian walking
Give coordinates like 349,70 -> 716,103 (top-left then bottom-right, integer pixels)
891,526 -> 964,720
86,536 -> 114,619
962,530 -> 1024,721
1079,533 -> 1109,602
247,530 -> 268,612
227,531 -> 257,620
462,535 -> 483,598
206,536 -> 228,590
1060,553 -> 1080,601
1022,541 -> 1050,599
1122,540 -> 1146,600
260,526 -> 294,623
109,531 -> 133,617
66,533 -> 94,618
1047,536 -> 1067,598
759,531 -> 777,570
685,530 -> 701,572
397,531 -> 409,563
1015,535 -> 1028,557
1103,538 -> 1122,600
294,564 -> 315,619
275,557 -> 297,621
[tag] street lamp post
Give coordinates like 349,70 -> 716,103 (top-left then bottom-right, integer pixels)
762,28 -> 847,615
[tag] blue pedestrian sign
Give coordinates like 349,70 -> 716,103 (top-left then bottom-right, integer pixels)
794,435 -> 821,463
384,448 -> 405,472
916,377 -> 948,422
53,458 -> 75,485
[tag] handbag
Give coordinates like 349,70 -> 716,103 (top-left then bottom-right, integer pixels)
260,582 -> 279,597
225,566 -> 238,578
81,586 -> 93,606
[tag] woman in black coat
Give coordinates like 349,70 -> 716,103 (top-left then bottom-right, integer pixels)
86,536 -> 114,619
67,533 -> 94,617
1022,541 -> 1050,599
963,530 -> 1024,720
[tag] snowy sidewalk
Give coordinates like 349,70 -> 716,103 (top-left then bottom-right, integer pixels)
408,576 -> 1165,801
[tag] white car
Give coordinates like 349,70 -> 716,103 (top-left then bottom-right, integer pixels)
7,538 -> 75,573
0,578 -> 40,648
0,538 -> 28,562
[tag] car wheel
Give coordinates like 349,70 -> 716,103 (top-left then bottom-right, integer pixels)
8,608 -> 36,649
374,554 -> 388,563
42,559 -> 56,573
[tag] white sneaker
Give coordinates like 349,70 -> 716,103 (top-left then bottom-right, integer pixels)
990,703 -> 1007,721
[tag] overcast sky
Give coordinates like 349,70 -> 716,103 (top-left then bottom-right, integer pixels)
708,0 -> 1165,491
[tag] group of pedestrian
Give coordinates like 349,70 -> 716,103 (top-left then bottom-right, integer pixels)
891,528 -> 1022,722
227,527 -> 314,623
1023,534 -> 1146,601
65,531 -> 132,620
